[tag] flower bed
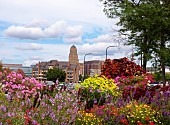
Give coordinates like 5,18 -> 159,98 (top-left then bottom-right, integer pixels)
0,60 -> 170,125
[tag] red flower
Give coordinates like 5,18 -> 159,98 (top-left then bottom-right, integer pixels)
26,109 -> 29,113
145,117 -> 150,121
120,119 -> 128,125
111,106 -> 114,110
99,105 -> 105,109
24,120 -> 29,124
85,109 -> 91,113
150,122 -> 154,125
6,119 -> 12,123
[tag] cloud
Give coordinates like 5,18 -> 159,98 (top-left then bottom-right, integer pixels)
15,43 -> 43,50
29,56 -> 43,60
4,26 -> 44,40
27,19 -> 49,28
4,20 -> 83,43
0,0 -> 111,26
79,43 -> 119,55
4,20 -> 66,40
86,34 -> 112,43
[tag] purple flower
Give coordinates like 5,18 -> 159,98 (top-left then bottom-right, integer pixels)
32,120 -> 38,125
0,105 -> 6,112
58,105 -> 63,110
97,89 -> 101,93
94,100 -> 97,104
41,113 -> 45,119
89,89 -> 92,93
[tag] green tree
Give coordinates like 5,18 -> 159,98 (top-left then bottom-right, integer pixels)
100,0 -> 170,86
45,68 -> 66,83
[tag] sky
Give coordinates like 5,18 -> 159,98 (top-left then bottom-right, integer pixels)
0,0 -> 137,66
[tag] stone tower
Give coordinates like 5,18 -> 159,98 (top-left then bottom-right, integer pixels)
69,45 -> 79,64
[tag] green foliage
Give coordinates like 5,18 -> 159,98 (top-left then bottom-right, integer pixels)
45,68 -> 66,82
100,0 -> 170,84
153,72 -> 170,82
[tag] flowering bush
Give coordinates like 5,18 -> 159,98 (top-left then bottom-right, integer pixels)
78,75 -> 119,109
0,65 -> 169,125
1,71 -> 45,97
0,88 -> 82,125
114,73 -> 154,87
101,57 -> 144,79
119,102 -> 162,125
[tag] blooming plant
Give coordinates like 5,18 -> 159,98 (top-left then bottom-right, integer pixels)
2,71 -> 45,97
78,75 -> 119,109
76,111 -> 102,125
101,58 -> 144,79
119,102 -> 162,125
0,88 -> 82,125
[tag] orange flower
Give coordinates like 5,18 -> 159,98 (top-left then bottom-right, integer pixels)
120,119 -> 128,125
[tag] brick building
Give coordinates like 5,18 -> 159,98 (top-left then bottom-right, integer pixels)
32,45 -> 80,83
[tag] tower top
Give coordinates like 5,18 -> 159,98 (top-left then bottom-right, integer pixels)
69,45 -> 78,64
71,45 -> 76,48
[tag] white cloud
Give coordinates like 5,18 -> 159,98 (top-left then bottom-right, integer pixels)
86,34 -> 112,43
27,19 -> 49,28
4,26 -> 44,40
0,0 -> 112,26
43,20 -> 67,38
15,43 -> 43,50
64,25 -> 83,38
4,20 -> 83,43
29,56 -> 43,60
63,37 -> 82,44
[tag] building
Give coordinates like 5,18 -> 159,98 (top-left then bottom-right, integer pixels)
2,63 -> 32,76
32,45 -> 80,83
84,60 -> 104,76
69,45 -> 79,65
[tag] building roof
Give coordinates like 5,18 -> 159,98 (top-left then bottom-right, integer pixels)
47,60 -> 59,66
3,64 -> 23,67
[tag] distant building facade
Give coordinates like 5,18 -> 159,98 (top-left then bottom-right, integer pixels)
84,60 -> 104,76
2,63 -> 32,76
32,45 -> 80,83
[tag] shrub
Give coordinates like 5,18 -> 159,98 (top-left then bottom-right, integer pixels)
119,102 -> 162,125
101,57 -> 144,79
78,75 -> 119,109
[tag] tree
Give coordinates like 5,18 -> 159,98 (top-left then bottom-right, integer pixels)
100,0 -> 170,86
45,68 -> 66,83
79,74 -> 83,82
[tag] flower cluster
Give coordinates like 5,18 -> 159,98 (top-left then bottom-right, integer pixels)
78,75 -> 119,109
101,57 -> 144,79
119,102 -> 161,124
76,111 -> 102,125
1,71 -> 45,97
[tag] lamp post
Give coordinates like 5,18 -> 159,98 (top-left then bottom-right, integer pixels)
106,46 -> 116,60
84,53 -> 92,77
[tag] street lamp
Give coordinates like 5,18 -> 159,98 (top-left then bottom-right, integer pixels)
84,53 -> 92,77
106,46 -> 117,60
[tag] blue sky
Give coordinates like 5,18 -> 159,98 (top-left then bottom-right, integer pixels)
0,0 -> 135,66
